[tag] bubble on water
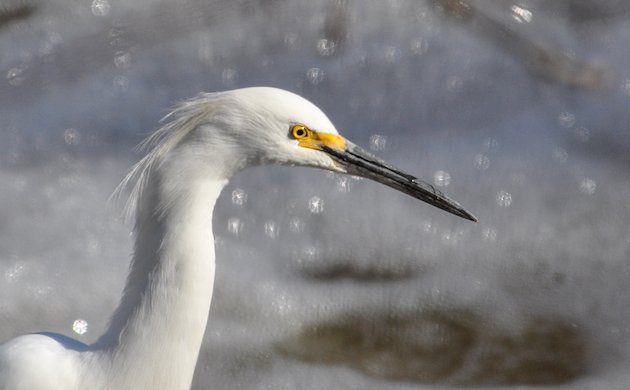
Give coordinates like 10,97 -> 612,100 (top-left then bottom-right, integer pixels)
348,98 -> 361,111
336,176 -> 352,193
113,75 -> 129,91
231,188 -> 247,206
446,76 -> 463,93
440,229 -> 458,245
574,127 -> 590,142
410,37 -> 428,55
421,221 -> 434,234
284,33 -> 300,51
72,319 -> 88,335
369,134 -> 387,151
264,220 -> 279,239
28,284 -> 53,301
298,246 -> 321,264
483,137 -> 499,152
579,178 -> 596,195
384,46 -> 401,63
86,235 -> 102,256
273,293 -> 293,316
227,217 -> 243,235
558,111 -> 575,128
316,38 -> 336,57
222,68 -> 237,87
197,36 -> 214,65
39,41 -> 55,56
114,52 -> 131,69
474,154 -> 490,170
7,66 -> 27,86
5,262 -> 25,283
259,56 -> 273,69
481,228 -> 497,243
496,190 -> 512,207
288,217 -> 305,233
433,170 -> 451,187
63,128 -> 81,145
91,0 -> 110,16
511,5 -> 532,23
308,196 -> 324,213
511,173 -> 526,186
552,147 -> 568,163
48,32 -> 63,46
306,67 -> 325,85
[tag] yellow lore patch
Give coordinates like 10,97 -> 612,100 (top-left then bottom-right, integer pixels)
290,124 -> 346,151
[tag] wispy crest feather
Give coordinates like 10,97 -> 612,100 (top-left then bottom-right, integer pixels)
113,92 -> 224,222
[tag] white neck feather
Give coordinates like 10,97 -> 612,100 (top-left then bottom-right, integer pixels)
90,141 -> 233,389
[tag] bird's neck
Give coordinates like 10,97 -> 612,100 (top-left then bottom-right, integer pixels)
94,159 -> 228,389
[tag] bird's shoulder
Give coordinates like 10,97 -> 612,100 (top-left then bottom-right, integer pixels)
0,333 -> 87,390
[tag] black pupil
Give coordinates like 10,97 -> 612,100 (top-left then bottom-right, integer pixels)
296,128 -> 305,136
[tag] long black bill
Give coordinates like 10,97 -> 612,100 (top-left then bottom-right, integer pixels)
322,142 -> 478,222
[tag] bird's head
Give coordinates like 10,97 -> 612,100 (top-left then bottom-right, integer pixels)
219,87 -> 476,222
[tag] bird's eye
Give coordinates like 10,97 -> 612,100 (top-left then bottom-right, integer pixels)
290,124 -> 309,139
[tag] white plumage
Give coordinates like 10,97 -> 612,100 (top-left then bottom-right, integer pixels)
0,87 -> 475,389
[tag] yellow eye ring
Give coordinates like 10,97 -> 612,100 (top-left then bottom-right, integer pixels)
290,124 -> 309,139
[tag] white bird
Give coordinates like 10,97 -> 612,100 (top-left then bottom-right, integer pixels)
0,87 -> 476,389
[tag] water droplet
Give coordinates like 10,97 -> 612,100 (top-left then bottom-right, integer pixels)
86,235 -> 101,256
231,188 -> 247,206
5,262 -> 25,283
6,67 -> 26,86
306,67 -> 325,85
222,68 -> 237,87
114,52 -> 131,69
558,111 -> 575,128
510,5 -> 532,23
579,178 -> 596,195
63,128 -> 81,145
552,147 -> 568,163
474,154 -> 490,170
336,176 -> 352,193
446,76 -> 463,93
308,196 -> 324,213
72,319 -> 88,335
511,173 -> 526,186
288,217 -> 305,233
91,0 -> 110,16
227,217 -> 243,235
440,229 -> 457,245
433,170 -> 451,187
39,41 -> 54,56
197,36 -> 214,65
264,220 -> 279,239
316,39 -> 336,56
574,127 -> 590,142
481,228 -> 497,242
483,137 -> 499,152
620,79 -> 630,95
410,37 -> 428,55
113,75 -> 129,91
299,246 -> 320,263
284,33 -> 300,51
369,134 -> 387,151
384,46 -> 401,63
496,191 -> 512,207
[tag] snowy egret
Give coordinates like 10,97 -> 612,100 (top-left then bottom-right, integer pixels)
0,87 -> 476,389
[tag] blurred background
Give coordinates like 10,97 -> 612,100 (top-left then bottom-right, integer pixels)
1,0 -> 630,388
